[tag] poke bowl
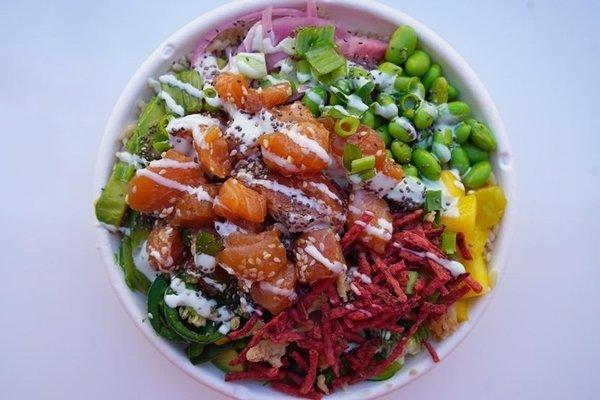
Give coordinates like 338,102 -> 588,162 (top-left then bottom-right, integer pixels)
93,0 -> 515,399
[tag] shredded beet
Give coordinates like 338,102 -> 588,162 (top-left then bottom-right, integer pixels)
341,212 -> 374,251
423,339 -> 440,362
456,232 -> 473,260
227,214 -> 477,397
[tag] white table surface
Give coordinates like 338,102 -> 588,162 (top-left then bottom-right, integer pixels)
1,0 -> 598,399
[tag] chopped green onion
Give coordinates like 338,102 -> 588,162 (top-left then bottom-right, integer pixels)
424,190 -> 442,213
342,143 -> 362,170
296,59 -> 313,83
196,231 -> 224,256
321,105 -> 351,119
305,45 -> 346,75
441,232 -> 457,255
335,116 -> 360,138
359,168 -> 377,181
295,25 -> 335,56
406,271 -> 419,295
354,80 -> 375,99
350,155 -> 376,174
234,53 -> 267,79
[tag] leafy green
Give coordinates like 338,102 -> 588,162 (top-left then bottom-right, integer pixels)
196,231 -> 224,256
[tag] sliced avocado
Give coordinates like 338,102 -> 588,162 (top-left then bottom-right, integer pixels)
160,69 -> 204,115
126,97 -> 167,154
368,360 -> 402,381
95,162 -> 136,226
212,348 -> 246,373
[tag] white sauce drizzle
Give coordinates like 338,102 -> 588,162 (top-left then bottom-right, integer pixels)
194,253 -> 217,273
214,220 -> 248,238
304,244 -> 347,275
148,158 -> 198,169
262,149 -> 300,173
373,102 -> 399,120
370,70 -> 396,93
258,281 -> 297,300
282,126 -> 331,164
115,151 -> 148,169
136,169 -> 213,202
393,244 -> 466,277
158,75 -> 204,98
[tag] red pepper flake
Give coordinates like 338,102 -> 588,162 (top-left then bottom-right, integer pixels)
341,212 -> 374,251
456,232 -> 473,260
423,339 -> 440,362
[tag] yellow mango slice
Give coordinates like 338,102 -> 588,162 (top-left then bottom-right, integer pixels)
464,224 -> 488,258
441,194 -> 477,235
474,186 -> 507,229
456,300 -> 469,322
462,255 -> 490,298
440,170 -> 465,197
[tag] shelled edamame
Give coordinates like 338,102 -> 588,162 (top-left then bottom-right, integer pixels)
298,23 -> 499,191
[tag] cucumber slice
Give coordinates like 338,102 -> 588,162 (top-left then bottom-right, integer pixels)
212,348 -> 245,373
368,361 -> 402,381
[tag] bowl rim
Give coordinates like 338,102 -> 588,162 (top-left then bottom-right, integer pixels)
93,0 -> 516,399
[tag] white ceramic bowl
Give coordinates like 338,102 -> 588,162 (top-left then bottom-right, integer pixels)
94,0 -> 516,398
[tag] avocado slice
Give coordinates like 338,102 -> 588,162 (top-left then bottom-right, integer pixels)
212,348 -> 246,373
94,162 -> 136,226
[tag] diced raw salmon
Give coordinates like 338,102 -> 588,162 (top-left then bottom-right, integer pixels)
295,228 -> 346,284
167,184 -> 219,228
127,150 -> 206,214
330,124 -> 387,169
250,262 -> 297,314
347,189 -> 393,253
216,230 -> 287,281
236,164 -> 347,232
147,223 -> 186,271
214,73 -> 292,113
260,102 -> 331,176
214,72 -> 249,110
213,178 -> 267,223
194,125 -> 232,179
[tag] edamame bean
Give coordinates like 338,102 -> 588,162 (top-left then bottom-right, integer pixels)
413,108 -> 434,130
394,76 -> 419,93
463,142 -> 490,163
373,93 -> 398,120
402,108 -> 416,120
431,142 -> 451,163
450,146 -> 470,174
378,61 -> 403,75
421,64 -> 442,90
404,50 -> 431,77
391,140 -> 412,163
433,129 -> 453,147
446,101 -> 471,120
467,119 -> 497,151
376,125 -> 393,147
462,161 -> 492,189
402,163 -> 419,177
388,116 -> 417,142
385,25 -> 418,65
412,148 -> 441,180
447,84 -> 458,101
453,122 -> 472,144
429,77 -> 449,104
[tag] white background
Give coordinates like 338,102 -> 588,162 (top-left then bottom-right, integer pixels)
1,0 -> 599,399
